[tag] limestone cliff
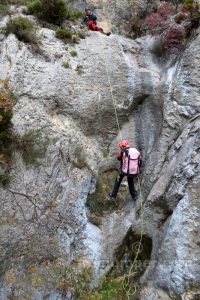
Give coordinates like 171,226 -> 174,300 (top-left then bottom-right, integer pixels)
0,1 -> 200,299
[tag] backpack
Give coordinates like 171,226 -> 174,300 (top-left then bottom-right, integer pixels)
121,148 -> 141,175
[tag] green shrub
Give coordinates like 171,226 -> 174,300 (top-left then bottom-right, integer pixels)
27,0 -> 41,15
0,128 -> 49,167
26,260 -> 92,298
27,0 -> 69,25
0,89 -> 14,186
62,61 -> 70,68
86,171 -> 127,215
75,64 -> 84,74
174,12 -> 187,24
55,27 -> 72,42
0,85 -> 49,190
6,90 -> 18,103
72,146 -> 88,169
73,267 -> 93,299
0,0 -> 9,16
0,90 -> 14,162
72,35 -> 80,44
16,129 -> 50,166
70,50 -> 77,57
68,8 -> 84,21
0,0 -> 11,15
87,193 -> 117,215
27,0 -> 83,23
4,17 -> 36,43
0,174 -> 11,187
85,276 -> 126,300
183,0 -> 197,10
182,0 -> 200,28
55,27 -> 81,44
77,31 -> 86,39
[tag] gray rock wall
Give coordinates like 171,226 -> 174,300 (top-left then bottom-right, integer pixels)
0,3 -> 200,300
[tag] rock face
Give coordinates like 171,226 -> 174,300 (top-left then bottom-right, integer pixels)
69,0 -> 152,34
88,0 -> 151,34
0,2 -> 200,300
138,31 -> 200,300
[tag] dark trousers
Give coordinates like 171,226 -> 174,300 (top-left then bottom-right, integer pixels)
111,174 -> 137,200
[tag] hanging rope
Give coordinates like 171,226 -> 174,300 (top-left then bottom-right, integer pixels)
89,31 -> 145,298
103,56 -> 123,141
99,36 -> 145,299
122,176 -> 144,299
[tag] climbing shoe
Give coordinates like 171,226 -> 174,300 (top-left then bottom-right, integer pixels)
132,191 -> 138,201
102,31 -> 111,36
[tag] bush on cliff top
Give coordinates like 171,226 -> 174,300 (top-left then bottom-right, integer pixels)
27,0 -> 68,25
4,16 -> 36,43
55,27 -> 73,42
27,0 -> 83,25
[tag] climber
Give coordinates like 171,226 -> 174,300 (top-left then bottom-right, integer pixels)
82,7 -> 111,36
110,140 -> 142,201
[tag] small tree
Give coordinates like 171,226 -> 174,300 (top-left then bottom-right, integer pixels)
145,2 -> 176,35
182,0 -> 198,11
55,27 -> 72,42
145,13 -> 165,34
0,91 -> 13,132
157,2 -> 176,19
0,91 -> 13,164
181,0 -> 200,28
27,0 -> 69,25
162,24 -> 186,50
144,0 -> 199,51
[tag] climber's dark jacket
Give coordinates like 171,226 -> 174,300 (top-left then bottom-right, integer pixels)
82,13 -> 97,25
82,12 -> 103,33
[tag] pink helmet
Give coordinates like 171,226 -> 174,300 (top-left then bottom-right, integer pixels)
119,140 -> 130,149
